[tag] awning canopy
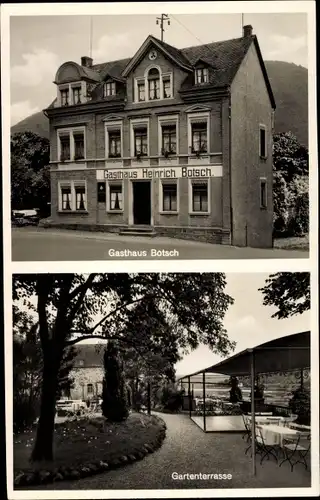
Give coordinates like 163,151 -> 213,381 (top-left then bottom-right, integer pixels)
179,331 -> 310,379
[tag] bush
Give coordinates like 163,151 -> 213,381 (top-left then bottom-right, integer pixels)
160,385 -> 184,412
288,386 -> 310,425
13,397 -> 38,434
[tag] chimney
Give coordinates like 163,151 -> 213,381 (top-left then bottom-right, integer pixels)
81,56 -> 93,68
243,25 -> 253,37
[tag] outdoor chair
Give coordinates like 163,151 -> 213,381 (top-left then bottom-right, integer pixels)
244,426 -> 264,458
279,432 -> 311,472
242,413 -> 251,442
254,425 -> 280,465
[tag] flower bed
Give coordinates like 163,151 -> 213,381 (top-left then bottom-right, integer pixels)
14,412 -> 166,487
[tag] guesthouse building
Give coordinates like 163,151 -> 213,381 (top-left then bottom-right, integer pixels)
45,25 -> 275,247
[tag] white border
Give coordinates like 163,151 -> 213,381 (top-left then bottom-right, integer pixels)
2,2 -> 319,499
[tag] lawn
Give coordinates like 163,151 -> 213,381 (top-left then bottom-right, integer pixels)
274,233 -> 309,251
14,412 -> 164,476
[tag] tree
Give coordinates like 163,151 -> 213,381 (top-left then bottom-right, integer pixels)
273,132 -> 309,236
13,310 -> 77,432
273,132 -> 308,183
11,131 -> 50,215
13,273 -> 234,462
273,170 -> 292,234
259,272 -> 310,319
101,341 -> 129,422
287,176 -> 309,236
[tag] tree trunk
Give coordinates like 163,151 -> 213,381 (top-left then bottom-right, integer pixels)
147,382 -> 151,415
31,355 -> 59,462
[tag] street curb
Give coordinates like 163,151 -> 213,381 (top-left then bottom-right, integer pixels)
14,415 -> 166,488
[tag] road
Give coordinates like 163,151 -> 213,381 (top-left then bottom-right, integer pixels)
29,412 -> 311,491
11,227 -> 308,261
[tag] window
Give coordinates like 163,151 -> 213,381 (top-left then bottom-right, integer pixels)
162,183 -> 177,212
195,68 -> 209,85
59,181 -> 87,212
135,69 -> 172,102
162,125 -> 176,155
260,126 -> 267,158
60,135 -> 71,161
104,81 -> 116,97
191,123 -> 207,153
109,184 -> 123,210
137,82 -> 145,102
163,78 -> 172,98
87,384 -> 93,394
72,87 -> 81,105
260,178 -> 267,209
134,127 -> 148,156
75,185 -> 86,210
61,186 -> 72,210
58,127 -> 86,162
73,132 -> 84,160
108,130 -> 121,158
192,182 -> 208,212
148,68 -> 160,100
78,360 -> 84,366
60,88 -> 69,106
97,182 -> 106,203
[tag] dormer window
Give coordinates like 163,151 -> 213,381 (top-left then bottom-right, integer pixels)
148,68 -> 160,100
163,77 -> 172,98
195,68 -> 209,85
104,81 -> 116,97
61,88 -> 69,106
72,87 -> 81,105
137,81 -> 145,102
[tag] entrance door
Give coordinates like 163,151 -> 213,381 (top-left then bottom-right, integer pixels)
133,181 -> 151,225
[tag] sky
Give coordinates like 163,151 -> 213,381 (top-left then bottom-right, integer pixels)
174,273 -> 309,377
9,12 -> 308,125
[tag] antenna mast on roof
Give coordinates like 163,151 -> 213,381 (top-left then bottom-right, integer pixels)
241,13 -> 244,31
89,16 -> 93,58
156,14 -> 170,42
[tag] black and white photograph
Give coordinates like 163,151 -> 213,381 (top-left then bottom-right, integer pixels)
10,272 -> 313,492
1,2 -> 319,500
6,6 -> 313,260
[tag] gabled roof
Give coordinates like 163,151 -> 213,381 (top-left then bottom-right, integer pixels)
73,344 -> 105,368
121,35 -> 193,77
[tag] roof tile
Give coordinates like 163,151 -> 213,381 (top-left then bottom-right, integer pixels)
91,35 -> 253,88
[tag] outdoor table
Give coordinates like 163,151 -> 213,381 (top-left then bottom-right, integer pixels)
246,415 -> 285,425
258,423 -> 301,447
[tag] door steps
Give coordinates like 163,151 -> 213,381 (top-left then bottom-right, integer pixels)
118,226 -> 157,237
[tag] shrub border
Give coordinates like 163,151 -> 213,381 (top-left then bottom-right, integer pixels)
14,414 -> 166,488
